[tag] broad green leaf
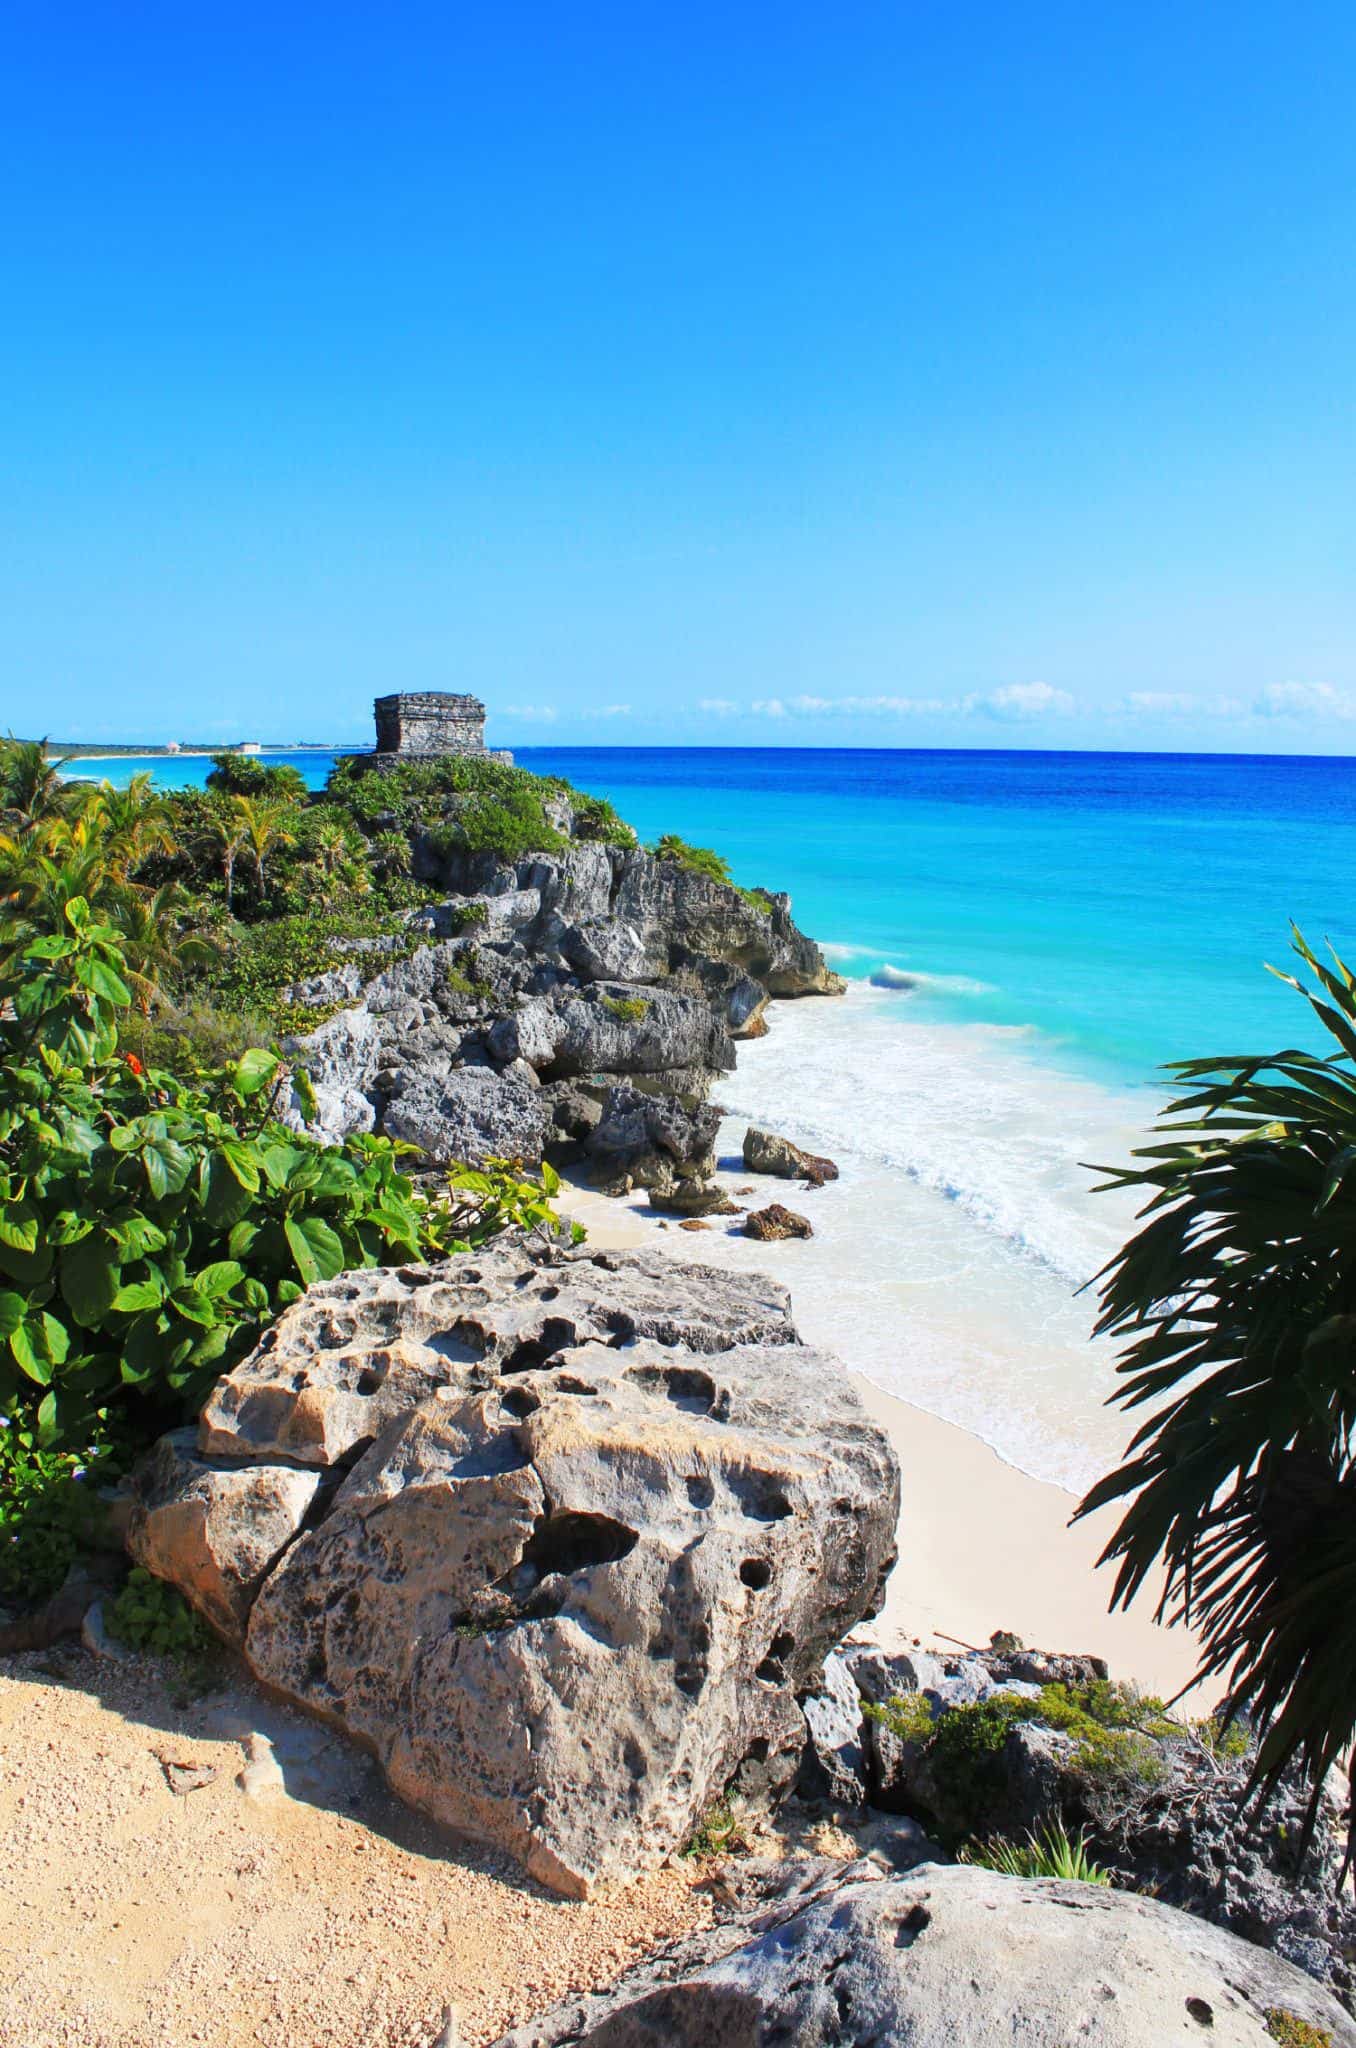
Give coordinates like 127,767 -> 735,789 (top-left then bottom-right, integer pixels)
233,1047 -> 281,1099
0,1209 -> 38,1253
61,1232 -> 121,1327
196,1260 -> 245,1299
11,1322 -> 51,1385
0,1292 -> 25,1339
111,1279 -> 166,1314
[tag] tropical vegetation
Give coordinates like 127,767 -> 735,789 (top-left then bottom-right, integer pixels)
1079,930 -> 1356,1862
0,735 -> 603,1602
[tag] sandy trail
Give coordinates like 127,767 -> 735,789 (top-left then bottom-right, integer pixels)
0,1645 -> 710,2048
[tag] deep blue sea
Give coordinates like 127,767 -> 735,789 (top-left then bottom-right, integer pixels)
73,744 -> 1356,1487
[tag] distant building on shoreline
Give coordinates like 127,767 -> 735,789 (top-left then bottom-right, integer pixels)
371,692 -> 513,765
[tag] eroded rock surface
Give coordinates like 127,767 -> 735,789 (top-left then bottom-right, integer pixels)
138,1244 -> 899,1896
289,837 -> 842,1181
491,1860 -> 1356,2048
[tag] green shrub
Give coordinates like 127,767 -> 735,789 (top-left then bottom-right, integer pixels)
681,1794 -> 750,1858
0,1423 -> 114,1601
961,1817 -> 1112,1885
1265,2014 -> 1332,2048
570,793 -> 637,847
107,1564 -> 216,1670
0,899 -> 569,1500
738,886 -> 777,914
648,834 -> 733,886
863,1689 -> 936,1745
867,1678 -> 1170,1840
119,998 -> 271,1078
444,900 -> 488,934
601,994 -> 649,1024
204,754 -> 308,801
426,785 -> 565,864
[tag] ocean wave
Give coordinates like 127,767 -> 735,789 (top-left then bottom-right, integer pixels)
869,963 -> 994,996
820,941 -> 871,962
706,982 -> 1150,1491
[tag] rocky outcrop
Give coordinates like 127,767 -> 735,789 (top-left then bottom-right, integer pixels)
288,836 -> 841,1187
135,1244 -> 899,1896
745,1204 -> 814,1241
840,1636 -> 1356,2008
491,1860 -> 1356,2047
743,1126 -> 840,1183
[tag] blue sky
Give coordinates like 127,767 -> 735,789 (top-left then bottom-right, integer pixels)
3,2 -> 1354,750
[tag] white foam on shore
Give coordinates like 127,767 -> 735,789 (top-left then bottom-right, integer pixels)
682,982 -> 1157,1496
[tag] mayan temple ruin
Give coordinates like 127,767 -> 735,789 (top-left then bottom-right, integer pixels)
371,691 -> 513,764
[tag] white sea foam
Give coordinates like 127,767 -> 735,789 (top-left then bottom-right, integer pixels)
699,981 -> 1154,1494
820,941 -> 871,962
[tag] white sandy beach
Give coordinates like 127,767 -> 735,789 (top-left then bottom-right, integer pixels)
558,1176 -> 1203,1704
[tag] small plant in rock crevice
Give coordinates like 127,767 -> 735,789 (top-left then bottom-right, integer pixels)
107,1565 -> 218,1686
681,1794 -> 752,1859
961,1816 -> 1113,1885
601,994 -> 649,1024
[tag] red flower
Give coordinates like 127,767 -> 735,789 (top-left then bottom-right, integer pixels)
125,1054 -> 144,1076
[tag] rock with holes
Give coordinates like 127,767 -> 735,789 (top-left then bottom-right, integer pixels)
490,1861 -> 1356,2047
140,1242 -> 898,1895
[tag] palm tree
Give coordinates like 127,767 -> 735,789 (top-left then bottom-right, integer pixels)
0,736 -> 68,825
199,803 -> 252,914
1077,928 -> 1356,1861
110,882 -> 221,1014
234,796 -> 297,903
88,773 -> 176,880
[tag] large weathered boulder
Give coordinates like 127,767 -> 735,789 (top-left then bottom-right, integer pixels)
491,1861 -> 1356,2047
140,1245 -> 899,1896
580,1083 -> 720,1190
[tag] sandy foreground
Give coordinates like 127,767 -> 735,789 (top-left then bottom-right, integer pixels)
556,1179 -> 1202,1704
0,1646 -> 717,2048
0,1172 -> 1200,2048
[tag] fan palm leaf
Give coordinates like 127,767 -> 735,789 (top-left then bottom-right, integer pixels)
1076,927 -> 1356,1864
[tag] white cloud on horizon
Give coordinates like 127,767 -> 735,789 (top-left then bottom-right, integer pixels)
1254,680 -> 1356,721
964,680 -> 1076,721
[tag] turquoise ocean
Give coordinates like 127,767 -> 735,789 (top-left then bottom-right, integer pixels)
73,745 -> 1356,1493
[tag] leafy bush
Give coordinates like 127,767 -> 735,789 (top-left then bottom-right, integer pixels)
425,786 -> 565,863
961,1817 -> 1112,1885
204,753 -> 308,801
569,792 -> 637,847
1077,929 -> 1356,1850
648,834 -> 733,886
444,899 -> 488,934
0,1423 -> 113,1601
866,1679 -> 1170,1838
107,1564 -> 216,1670
0,898 -> 568,1494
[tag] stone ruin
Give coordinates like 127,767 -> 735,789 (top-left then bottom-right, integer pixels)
371,691 -> 513,765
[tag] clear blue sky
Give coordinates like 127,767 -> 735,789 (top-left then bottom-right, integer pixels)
4,3 -> 1354,750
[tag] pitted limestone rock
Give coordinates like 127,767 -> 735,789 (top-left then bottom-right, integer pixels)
143,1247 -> 897,1896
199,1244 -> 799,1468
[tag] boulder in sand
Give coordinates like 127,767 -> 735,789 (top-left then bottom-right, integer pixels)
140,1245 -> 899,1897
